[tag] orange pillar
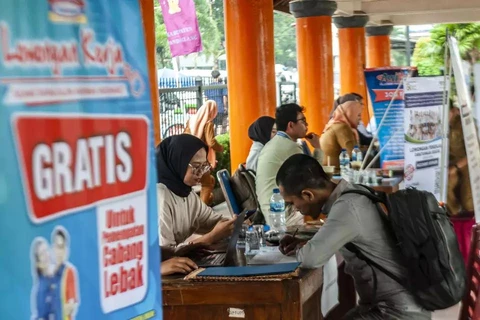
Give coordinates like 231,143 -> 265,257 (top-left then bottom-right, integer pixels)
290,1 -> 337,136
140,0 -> 161,145
366,25 -> 393,68
333,13 -> 370,125
224,0 -> 276,171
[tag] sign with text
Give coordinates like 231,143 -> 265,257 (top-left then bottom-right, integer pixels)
365,67 -> 411,169
403,77 -> 447,200
159,0 -> 203,57
449,37 -> 480,222
0,1 -> 161,319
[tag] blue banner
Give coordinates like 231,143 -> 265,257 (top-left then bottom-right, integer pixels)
0,1 -> 161,319
365,67 -> 410,168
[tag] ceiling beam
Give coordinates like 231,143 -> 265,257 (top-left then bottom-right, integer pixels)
355,0 -> 480,16
371,9 -> 480,25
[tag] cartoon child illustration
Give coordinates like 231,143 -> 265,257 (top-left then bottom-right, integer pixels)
167,0 -> 182,14
31,227 -> 80,320
31,238 -> 53,320
50,228 -> 79,320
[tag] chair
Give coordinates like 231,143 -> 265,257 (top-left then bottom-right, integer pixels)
459,223 -> 480,320
216,169 -> 242,216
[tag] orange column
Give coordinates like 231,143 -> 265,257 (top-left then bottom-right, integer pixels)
366,25 -> 393,68
291,0 -> 337,136
333,13 -> 370,125
140,0 -> 161,145
224,0 -> 276,171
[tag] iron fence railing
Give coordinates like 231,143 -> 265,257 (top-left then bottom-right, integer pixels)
158,78 -> 299,139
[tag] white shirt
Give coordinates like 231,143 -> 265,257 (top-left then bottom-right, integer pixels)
246,141 -> 264,172
157,183 -> 223,247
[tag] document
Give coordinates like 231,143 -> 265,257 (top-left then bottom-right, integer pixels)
321,255 -> 339,317
248,247 -> 298,265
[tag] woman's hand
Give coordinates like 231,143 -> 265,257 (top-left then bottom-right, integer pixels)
161,257 -> 198,276
205,217 -> 236,244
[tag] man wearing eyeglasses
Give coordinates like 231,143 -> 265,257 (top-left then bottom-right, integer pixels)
255,103 -> 324,226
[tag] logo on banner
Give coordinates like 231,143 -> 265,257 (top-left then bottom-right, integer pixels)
0,22 -> 145,105
12,113 -> 150,223
159,0 -> 203,57
48,0 -> 87,24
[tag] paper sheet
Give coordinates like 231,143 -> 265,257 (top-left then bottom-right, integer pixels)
321,255 -> 339,317
248,247 -> 298,265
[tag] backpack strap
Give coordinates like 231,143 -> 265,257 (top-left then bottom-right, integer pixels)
344,243 -> 406,289
343,186 -> 410,293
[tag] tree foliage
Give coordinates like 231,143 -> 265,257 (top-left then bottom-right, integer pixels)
274,12 -> 297,68
412,23 -> 480,76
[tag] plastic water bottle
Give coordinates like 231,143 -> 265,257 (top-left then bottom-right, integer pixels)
351,145 -> 363,163
269,188 -> 287,234
339,149 -> 351,181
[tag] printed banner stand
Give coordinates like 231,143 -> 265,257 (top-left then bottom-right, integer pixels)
364,67 -> 411,169
0,1 -> 162,319
449,37 -> 480,222
403,77 -> 448,200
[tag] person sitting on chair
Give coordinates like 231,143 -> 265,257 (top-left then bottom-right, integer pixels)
156,134 -> 235,250
277,154 -> 431,320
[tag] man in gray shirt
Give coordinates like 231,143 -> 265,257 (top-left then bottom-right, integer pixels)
277,154 -> 431,319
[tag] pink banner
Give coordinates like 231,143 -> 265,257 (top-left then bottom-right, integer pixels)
159,0 -> 203,57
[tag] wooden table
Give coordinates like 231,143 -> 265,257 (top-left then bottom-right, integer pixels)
332,176 -> 403,194
162,259 -> 356,320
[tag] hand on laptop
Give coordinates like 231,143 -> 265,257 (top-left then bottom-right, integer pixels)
206,216 -> 237,245
279,234 -> 306,256
161,257 -> 198,276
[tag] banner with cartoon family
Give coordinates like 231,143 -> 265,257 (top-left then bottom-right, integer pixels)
0,1 -> 161,319
403,77 -> 447,200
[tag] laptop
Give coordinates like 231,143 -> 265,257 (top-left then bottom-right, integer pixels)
194,210 -> 246,267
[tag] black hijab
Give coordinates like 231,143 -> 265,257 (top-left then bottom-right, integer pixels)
156,134 -> 208,197
248,116 -> 275,145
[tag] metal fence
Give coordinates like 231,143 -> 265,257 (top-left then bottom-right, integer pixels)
158,77 -> 299,139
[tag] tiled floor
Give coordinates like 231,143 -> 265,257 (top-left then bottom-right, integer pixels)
432,303 -> 460,320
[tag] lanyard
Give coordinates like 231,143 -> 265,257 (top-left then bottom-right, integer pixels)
276,132 -> 312,156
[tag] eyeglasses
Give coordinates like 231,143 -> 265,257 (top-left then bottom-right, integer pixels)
188,162 -> 211,175
294,117 -> 308,125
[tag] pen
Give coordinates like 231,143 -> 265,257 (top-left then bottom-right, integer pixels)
292,228 -> 299,239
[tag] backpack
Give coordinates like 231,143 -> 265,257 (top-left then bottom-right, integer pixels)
230,164 -> 265,224
341,185 -> 466,311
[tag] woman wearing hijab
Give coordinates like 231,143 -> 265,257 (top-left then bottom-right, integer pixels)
156,134 -> 235,249
185,100 -> 224,204
246,116 -> 276,172
320,100 -> 363,169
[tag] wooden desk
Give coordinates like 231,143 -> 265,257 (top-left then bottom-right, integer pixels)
162,261 -> 356,320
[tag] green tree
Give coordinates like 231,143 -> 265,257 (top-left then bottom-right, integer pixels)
274,12 -> 297,68
412,37 -> 443,76
154,0 -> 222,67
412,23 -> 480,76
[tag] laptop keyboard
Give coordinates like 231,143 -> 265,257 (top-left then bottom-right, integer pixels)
196,253 -> 226,266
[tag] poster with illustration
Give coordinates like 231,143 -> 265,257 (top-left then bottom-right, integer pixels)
0,1 -> 162,319
403,77 -> 447,200
364,67 -> 411,169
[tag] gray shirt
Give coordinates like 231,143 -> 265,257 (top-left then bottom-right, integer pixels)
297,180 -> 426,312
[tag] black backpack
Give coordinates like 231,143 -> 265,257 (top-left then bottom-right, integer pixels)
341,186 -> 466,311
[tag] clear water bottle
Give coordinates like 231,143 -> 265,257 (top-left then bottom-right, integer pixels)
339,149 -> 351,181
351,145 -> 363,163
269,188 -> 287,234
